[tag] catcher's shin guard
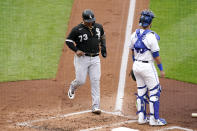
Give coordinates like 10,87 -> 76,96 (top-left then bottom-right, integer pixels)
149,84 -> 167,125
136,85 -> 149,124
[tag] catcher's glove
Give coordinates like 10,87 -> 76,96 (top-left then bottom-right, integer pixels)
129,70 -> 136,81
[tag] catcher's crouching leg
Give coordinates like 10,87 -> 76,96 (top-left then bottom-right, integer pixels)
149,84 -> 167,126
136,85 -> 149,124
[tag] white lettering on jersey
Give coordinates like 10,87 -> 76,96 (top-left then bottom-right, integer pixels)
96,28 -> 100,39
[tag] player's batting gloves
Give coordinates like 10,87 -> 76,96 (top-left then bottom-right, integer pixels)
101,50 -> 107,58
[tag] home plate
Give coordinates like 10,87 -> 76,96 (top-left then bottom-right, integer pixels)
112,127 -> 139,131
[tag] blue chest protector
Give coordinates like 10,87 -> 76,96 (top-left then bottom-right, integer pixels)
134,29 -> 160,54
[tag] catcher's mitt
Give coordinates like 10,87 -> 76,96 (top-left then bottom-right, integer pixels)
129,70 -> 136,81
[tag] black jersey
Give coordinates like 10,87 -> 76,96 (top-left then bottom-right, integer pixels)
66,23 -> 105,54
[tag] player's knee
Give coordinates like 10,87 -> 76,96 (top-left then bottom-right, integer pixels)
75,79 -> 86,86
149,95 -> 158,102
149,84 -> 161,102
91,76 -> 100,81
79,80 -> 86,85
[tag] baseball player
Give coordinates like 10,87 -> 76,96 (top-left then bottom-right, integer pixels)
129,10 -> 167,126
65,9 -> 107,114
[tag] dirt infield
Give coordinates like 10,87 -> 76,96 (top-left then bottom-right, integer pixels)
0,0 -> 197,131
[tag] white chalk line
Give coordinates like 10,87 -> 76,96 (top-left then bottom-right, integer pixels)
156,126 -> 194,131
16,109 -> 194,131
16,110 -> 135,128
16,110 -> 92,127
80,120 -> 137,131
115,0 -> 136,112
114,0 -> 194,131
81,122 -> 194,131
15,0 -> 194,130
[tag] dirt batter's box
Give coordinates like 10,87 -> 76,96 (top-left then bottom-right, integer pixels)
15,110 -> 136,131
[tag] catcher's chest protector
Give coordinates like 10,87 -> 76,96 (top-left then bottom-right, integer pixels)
134,29 -> 151,54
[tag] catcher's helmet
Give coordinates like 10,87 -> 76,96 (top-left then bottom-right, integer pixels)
139,10 -> 155,27
82,9 -> 96,23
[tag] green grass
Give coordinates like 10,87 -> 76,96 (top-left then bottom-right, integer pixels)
0,0 -> 73,82
150,0 -> 197,84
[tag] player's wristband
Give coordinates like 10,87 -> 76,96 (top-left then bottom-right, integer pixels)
157,64 -> 163,71
152,51 -> 159,58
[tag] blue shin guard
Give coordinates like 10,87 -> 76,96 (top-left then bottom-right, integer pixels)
149,84 -> 167,125
136,86 -> 149,119
149,84 -> 161,119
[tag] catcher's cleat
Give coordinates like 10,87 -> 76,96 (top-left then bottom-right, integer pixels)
68,87 -> 75,99
92,108 -> 101,115
138,117 -> 149,125
138,113 -> 149,124
149,117 -> 167,126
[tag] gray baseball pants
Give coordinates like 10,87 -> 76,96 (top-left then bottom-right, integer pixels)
70,55 -> 101,109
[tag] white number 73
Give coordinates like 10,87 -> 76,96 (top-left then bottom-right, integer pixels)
79,34 -> 88,42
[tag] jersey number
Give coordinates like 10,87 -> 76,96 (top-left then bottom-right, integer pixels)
79,34 -> 88,42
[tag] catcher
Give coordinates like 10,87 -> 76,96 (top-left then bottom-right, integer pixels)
129,10 -> 167,126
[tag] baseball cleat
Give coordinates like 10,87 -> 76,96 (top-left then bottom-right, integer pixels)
92,108 -> 101,115
137,112 -> 149,124
149,118 -> 167,126
138,117 -> 149,125
68,87 -> 75,99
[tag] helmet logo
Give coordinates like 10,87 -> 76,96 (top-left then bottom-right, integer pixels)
82,9 -> 95,22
